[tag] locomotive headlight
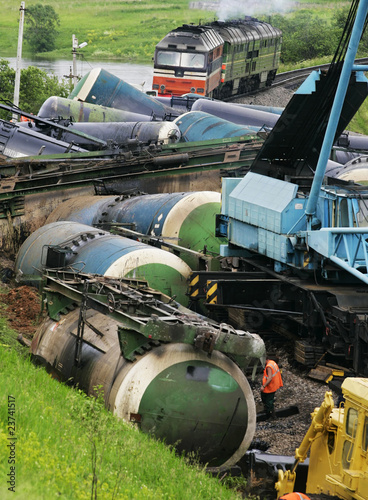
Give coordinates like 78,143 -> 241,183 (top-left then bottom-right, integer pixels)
160,84 -> 166,91
190,87 -> 195,93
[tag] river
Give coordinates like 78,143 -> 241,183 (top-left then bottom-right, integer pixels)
4,57 -> 154,92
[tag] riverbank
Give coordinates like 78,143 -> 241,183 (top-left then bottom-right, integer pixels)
4,57 -> 154,89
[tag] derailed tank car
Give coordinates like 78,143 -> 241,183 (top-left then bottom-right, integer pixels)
45,191 -> 227,271
15,221 -> 191,306
31,274 -> 264,468
152,18 -> 282,98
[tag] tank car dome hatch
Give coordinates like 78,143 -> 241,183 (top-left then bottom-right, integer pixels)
15,221 -> 191,306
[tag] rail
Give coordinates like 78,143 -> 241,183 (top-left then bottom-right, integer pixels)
229,57 -> 368,101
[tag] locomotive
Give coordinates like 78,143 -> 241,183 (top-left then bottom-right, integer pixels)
152,18 -> 282,99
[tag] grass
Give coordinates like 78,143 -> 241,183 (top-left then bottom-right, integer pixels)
0,1 -> 352,62
0,305 -> 244,499
349,103 -> 368,135
0,1 -> 213,62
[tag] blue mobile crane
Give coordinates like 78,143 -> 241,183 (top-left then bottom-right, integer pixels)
207,0 -> 368,376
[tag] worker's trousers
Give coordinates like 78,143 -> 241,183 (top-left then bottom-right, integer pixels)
261,390 -> 276,417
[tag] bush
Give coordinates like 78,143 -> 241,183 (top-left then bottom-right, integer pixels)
0,59 -> 70,119
268,12 -> 339,64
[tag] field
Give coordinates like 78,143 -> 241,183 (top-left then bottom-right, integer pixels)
0,1 -> 351,62
0,1 -> 210,62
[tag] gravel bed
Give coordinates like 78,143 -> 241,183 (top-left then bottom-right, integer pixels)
233,86 -> 294,109
251,348 -> 336,456
243,347 -> 340,500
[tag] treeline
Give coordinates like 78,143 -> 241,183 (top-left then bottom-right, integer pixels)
266,7 -> 368,64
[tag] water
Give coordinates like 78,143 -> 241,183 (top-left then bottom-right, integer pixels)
4,57 -> 154,92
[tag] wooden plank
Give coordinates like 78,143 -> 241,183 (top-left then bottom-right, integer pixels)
308,365 -> 334,381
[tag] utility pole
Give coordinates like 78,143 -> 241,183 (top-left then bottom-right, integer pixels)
13,1 -> 25,121
72,34 -> 78,88
71,34 -> 87,88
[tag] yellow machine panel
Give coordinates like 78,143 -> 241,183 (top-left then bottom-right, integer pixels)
276,378 -> 368,500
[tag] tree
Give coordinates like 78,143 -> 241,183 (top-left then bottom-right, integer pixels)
0,59 -> 15,101
333,7 -> 368,56
19,66 -> 70,115
24,4 -> 60,54
267,12 -> 339,64
0,59 -> 69,119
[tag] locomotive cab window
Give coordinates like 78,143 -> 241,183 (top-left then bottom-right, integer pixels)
181,52 -> 205,69
156,51 -> 205,69
157,51 -> 180,66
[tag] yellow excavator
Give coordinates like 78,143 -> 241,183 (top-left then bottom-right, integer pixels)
275,378 -> 368,500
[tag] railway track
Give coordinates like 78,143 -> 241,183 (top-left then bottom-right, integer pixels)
229,57 -> 368,101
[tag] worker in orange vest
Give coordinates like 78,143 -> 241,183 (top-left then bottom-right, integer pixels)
261,352 -> 283,419
279,493 -> 310,500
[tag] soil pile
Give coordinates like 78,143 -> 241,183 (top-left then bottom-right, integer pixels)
0,285 -> 43,336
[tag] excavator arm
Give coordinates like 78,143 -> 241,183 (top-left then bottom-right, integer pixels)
275,391 -> 335,498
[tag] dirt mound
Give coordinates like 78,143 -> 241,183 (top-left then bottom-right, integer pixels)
0,285 -> 43,336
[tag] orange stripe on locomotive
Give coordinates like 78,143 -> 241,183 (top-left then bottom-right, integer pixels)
152,66 -> 221,96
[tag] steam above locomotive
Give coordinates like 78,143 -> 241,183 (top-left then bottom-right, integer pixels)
152,17 -> 282,99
